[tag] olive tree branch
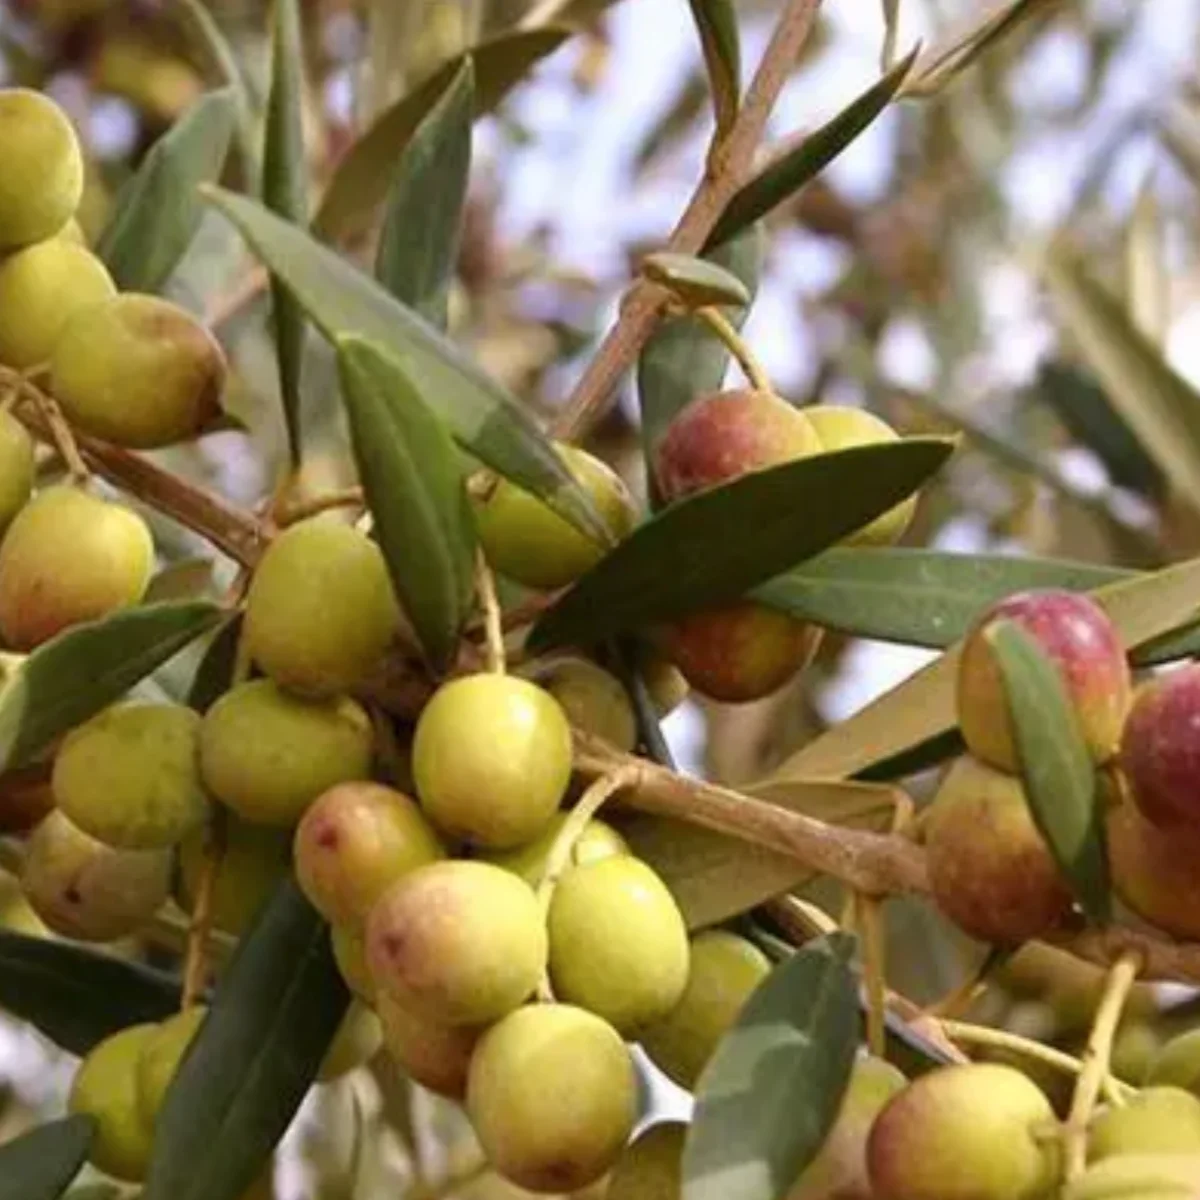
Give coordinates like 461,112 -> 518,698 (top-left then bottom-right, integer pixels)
550,0 -> 824,441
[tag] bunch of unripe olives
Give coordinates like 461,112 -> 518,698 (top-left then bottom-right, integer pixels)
9,84 -> 1200,1200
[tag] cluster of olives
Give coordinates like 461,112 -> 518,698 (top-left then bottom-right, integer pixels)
0,88 -> 227,650
921,585 -> 1200,956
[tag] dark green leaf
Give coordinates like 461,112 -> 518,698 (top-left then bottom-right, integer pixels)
314,29 -> 571,243
0,931 -> 181,1055
642,251 -> 752,309
336,338 -> 477,671
854,728 -> 966,782
638,226 -> 762,480
683,933 -> 859,1200
203,188 -> 606,543
1033,360 -> 1163,498
188,615 -> 244,713
687,0 -> 740,137
96,89 -> 236,293
0,602 -> 223,772
144,880 -> 349,1200
985,621 -> 1110,925
756,548 -> 1131,649
376,60 -> 474,329
0,1116 -> 95,1200
172,0 -> 259,174
706,50 -> 916,250
262,0 -> 310,467
531,439 -> 955,651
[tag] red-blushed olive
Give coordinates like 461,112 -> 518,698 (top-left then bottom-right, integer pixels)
867,1063 -> 1060,1200
1107,802 -> 1200,941
1120,664 -> 1200,833
466,1003 -> 637,1193
925,756 -> 1072,945
294,781 -> 444,927
412,673 -> 572,849
365,859 -> 546,1027
377,990 -> 481,1099
957,590 -> 1130,773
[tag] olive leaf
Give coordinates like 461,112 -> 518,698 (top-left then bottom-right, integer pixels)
0,931 -> 182,1055
96,89 -> 237,293
261,0 -> 310,466
706,49 -> 916,250
531,439 -> 955,652
376,59 -> 474,329
314,28 -> 571,242
203,187 -> 606,543
686,0 -> 741,138
336,337 -> 477,672
642,251 -> 752,309
143,880 -> 349,1200
683,934 -> 859,1200
0,602 -> 223,772
986,621 -> 1110,925
0,1116 -> 96,1200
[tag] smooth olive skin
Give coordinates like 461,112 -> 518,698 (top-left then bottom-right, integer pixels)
53,703 -> 209,850
0,88 -> 83,250
473,443 -> 636,590
69,1023 -> 158,1182
377,990 -> 481,1099
21,810 -> 170,942
198,680 -> 373,827
412,673 -> 572,849
467,1003 -> 637,1193
365,860 -> 547,1027
0,238 -> 115,368
0,486 -> 153,649
243,518 -> 401,698
0,409 -> 34,535
547,856 -> 690,1037
606,1122 -> 686,1200
1087,1087 -> 1200,1162
50,293 -> 227,449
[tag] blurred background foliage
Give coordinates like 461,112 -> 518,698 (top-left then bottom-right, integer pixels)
3,0 -> 1200,1195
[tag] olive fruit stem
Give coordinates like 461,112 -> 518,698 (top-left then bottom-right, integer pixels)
695,305 -> 773,395
857,891 -> 888,1058
28,383 -> 88,484
550,0 -> 823,441
276,486 -> 366,527
1061,949 -> 1144,1179
534,765 -> 640,1002
475,550 -> 506,675
939,1020 -> 1132,1106
182,806 -> 228,1011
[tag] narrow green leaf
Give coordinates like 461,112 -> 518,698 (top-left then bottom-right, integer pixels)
1043,247 -> 1200,513
642,251 -> 752,309
854,728 -> 966,782
172,0 -> 259,174
0,602 -> 223,772
900,0 -> 1043,98
683,934 -> 859,1200
530,439 -> 954,651
336,338 -> 477,671
376,60 -> 474,329
706,50 -> 916,250
314,28 -> 571,243
756,548 -> 1130,649
985,621 -> 1110,925
188,615 -> 244,713
0,931 -> 181,1055
203,187 -> 606,543
1126,181 -> 1169,349
144,879 -> 349,1200
638,225 -> 762,472
96,89 -> 236,293
262,0 -> 310,467
0,1116 -> 95,1200
687,0 -> 741,138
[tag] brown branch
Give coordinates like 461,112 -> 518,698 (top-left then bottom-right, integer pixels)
11,393 -> 265,568
550,0 -> 824,441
